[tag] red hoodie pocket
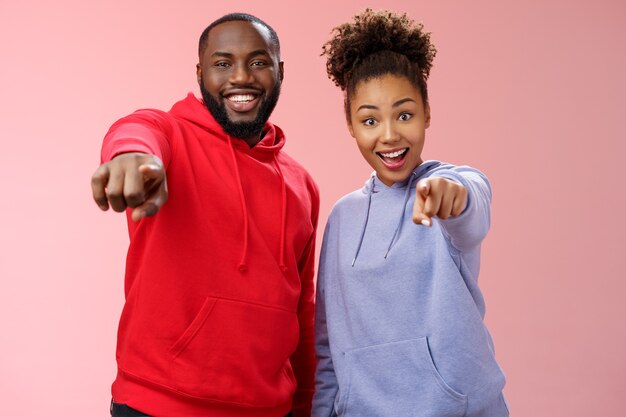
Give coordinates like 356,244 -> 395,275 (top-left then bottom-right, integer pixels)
168,296 -> 298,407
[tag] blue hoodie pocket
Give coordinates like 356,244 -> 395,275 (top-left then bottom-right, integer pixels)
340,337 -> 467,417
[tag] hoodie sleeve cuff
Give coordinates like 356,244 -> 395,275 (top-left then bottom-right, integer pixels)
427,167 -> 492,250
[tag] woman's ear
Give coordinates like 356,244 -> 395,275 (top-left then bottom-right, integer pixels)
345,96 -> 355,137
424,102 -> 431,128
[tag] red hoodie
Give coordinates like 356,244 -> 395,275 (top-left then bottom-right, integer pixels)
101,93 -> 319,417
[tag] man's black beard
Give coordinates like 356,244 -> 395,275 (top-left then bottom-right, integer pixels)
199,78 -> 281,141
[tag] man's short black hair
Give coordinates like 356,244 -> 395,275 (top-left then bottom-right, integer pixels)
198,13 -> 281,59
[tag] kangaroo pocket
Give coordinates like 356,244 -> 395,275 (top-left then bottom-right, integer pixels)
340,337 -> 467,417
168,296 -> 298,406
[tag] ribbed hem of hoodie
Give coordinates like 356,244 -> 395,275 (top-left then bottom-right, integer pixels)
112,370 -> 292,417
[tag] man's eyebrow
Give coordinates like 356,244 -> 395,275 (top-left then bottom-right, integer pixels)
210,50 -> 271,58
211,51 -> 233,58
247,49 -> 271,57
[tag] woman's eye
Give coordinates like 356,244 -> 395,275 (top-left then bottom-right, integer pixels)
399,113 -> 412,121
363,118 -> 377,126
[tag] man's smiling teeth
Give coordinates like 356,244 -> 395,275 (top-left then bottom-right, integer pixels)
228,94 -> 255,103
379,148 -> 407,158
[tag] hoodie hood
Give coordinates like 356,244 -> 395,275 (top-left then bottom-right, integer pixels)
353,160 -> 447,266
168,93 -> 289,272
169,92 -> 286,154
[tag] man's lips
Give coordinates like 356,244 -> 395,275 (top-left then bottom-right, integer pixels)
377,147 -> 409,169
223,91 -> 261,113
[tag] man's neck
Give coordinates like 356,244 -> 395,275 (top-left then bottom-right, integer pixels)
241,129 -> 266,148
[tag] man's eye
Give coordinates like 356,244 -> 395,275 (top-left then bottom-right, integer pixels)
215,62 -> 230,68
251,61 -> 267,67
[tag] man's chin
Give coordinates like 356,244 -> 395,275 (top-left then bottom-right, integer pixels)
221,118 -> 266,140
225,110 -> 260,124
199,79 -> 280,140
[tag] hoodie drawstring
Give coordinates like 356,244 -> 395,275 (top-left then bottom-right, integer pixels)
384,172 -> 418,258
272,155 -> 288,272
227,135 -> 288,273
227,136 -> 249,272
352,172 -> 418,267
352,176 -> 375,267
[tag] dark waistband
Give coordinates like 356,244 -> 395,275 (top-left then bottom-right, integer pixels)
111,401 -> 149,417
110,400 -> 294,417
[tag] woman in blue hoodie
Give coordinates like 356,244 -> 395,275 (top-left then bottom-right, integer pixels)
312,9 -> 508,417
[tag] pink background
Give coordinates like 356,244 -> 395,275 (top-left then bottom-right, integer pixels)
1,0 -> 625,415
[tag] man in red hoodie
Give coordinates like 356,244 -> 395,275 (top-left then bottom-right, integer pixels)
91,13 -> 318,417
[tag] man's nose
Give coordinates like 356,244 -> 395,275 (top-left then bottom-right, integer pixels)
229,64 -> 254,84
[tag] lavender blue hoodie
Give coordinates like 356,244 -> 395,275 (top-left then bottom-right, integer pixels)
313,161 -> 508,417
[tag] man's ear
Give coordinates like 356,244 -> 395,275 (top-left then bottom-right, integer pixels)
196,63 -> 202,85
278,61 -> 284,82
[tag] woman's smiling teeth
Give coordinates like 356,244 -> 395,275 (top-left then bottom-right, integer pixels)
377,147 -> 409,169
378,148 -> 408,159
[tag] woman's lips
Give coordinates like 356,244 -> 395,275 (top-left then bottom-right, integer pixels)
377,147 -> 409,169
